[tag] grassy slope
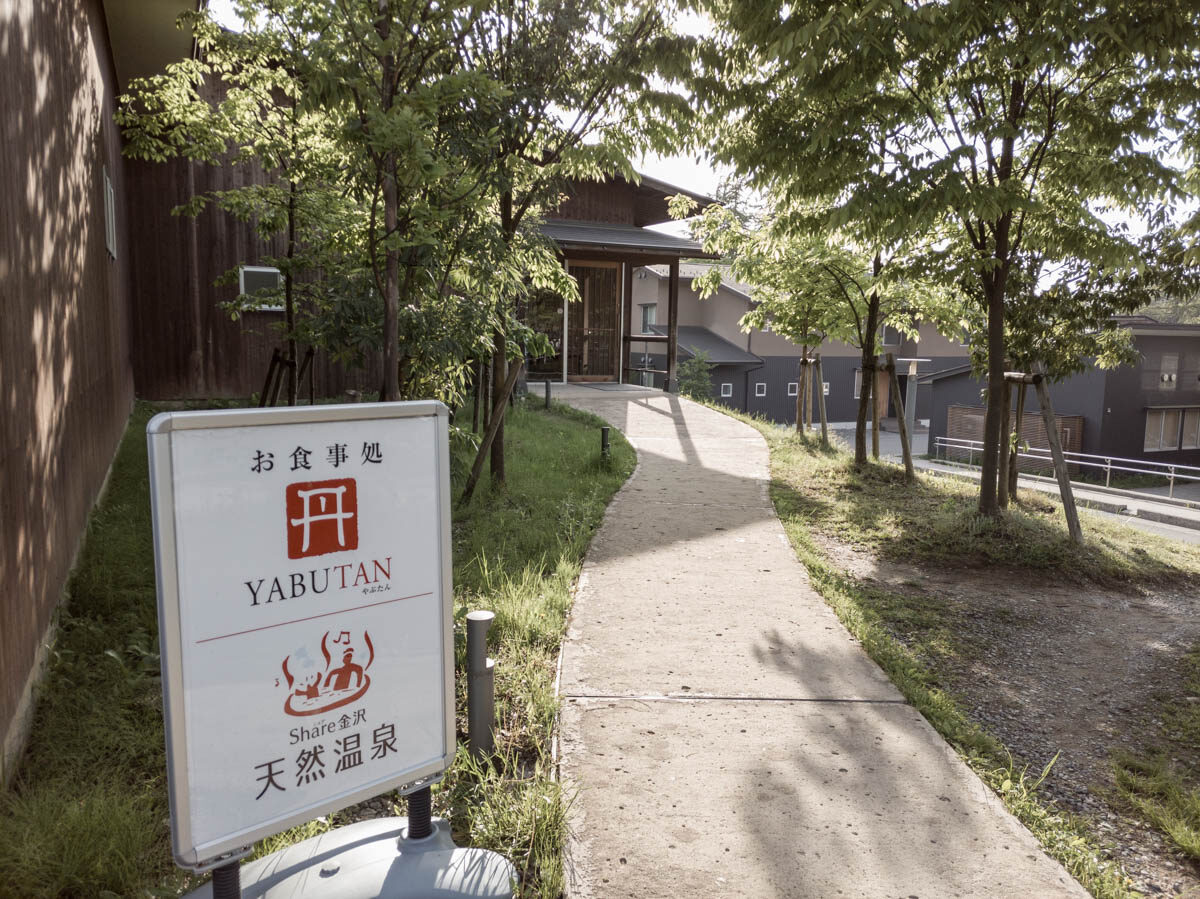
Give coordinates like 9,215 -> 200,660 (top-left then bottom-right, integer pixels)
0,398 -> 633,898
746,421 -> 1200,899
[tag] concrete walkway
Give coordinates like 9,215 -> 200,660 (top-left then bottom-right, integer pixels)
555,385 -> 1086,898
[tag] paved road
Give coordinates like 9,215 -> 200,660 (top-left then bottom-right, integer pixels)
555,384 -> 1086,898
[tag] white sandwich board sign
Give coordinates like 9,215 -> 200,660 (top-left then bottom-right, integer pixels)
147,402 -> 454,870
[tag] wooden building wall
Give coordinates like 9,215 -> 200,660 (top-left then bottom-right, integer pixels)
0,0 -> 136,773
126,139 -> 380,400
945,406 -> 1084,474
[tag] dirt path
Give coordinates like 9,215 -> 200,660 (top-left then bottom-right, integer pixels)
820,535 -> 1200,896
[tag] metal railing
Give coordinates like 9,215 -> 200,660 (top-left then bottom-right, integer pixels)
932,436 -> 1200,499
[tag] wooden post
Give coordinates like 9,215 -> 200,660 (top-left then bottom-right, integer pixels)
795,358 -> 804,432
622,263 -> 634,383
1009,382 -> 1027,501
459,361 -> 525,506
799,357 -> 810,433
1032,367 -> 1083,544
815,354 -> 829,447
259,348 -> 281,408
666,259 -> 679,392
806,361 -> 815,431
886,353 -> 915,482
997,382 -> 1012,508
871,358 -> 881,460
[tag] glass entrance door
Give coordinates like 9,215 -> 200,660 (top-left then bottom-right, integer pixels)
566,263 -> 619,380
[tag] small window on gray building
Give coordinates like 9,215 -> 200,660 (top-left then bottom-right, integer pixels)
1159,353 -> 1180,390
720,382 -> 733,398
1145,408 -> 1182,451
103,166 -> 116,259
640,303 -> 657,334
1183,408 -> 1200,450
787,381 -> 798,396
240,266 -> 284,311
880,324 -> 900,346
823,381 -> 830,396
853,369 -> 862,399
755,382 -> 767,397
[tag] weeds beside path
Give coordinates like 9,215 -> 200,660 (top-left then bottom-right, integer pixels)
745,419 -> 1200,898
0,398 -> 633,898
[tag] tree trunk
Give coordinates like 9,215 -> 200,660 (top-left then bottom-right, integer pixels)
795,353 -> 805,432
381,168 -> 399,401
871,362 -> 880,460
489,336 -> 506,482
978,274 -> 1008,515
854,294 -> 880,467
887,353 -> 914,482
285,179 -> 298,406
816,353 -> 829,447
488,192 -> 517,483
460,361 -> 524,506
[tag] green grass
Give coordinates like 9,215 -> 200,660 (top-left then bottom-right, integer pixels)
762,424 -> 1200,586
743,423 -> 1143,899
1113,646 -> 1200,863
0,397 -> 633,898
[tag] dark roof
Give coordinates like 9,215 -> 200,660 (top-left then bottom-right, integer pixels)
647,325 -> 761,365
635,174 -> 718,219
917,362 -> 973,385
540,220 -> 715,258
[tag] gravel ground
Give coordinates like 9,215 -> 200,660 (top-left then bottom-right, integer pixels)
818,534 -> 1200,897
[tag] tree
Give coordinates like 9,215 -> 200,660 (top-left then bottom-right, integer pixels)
694,0 -> 1200,514
680,198 -> 952,465
459,0 -> 688,489
116,4 -> 355,405
301,0 -> 505,403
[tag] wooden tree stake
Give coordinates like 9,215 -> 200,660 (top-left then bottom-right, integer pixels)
871,359 -> 880,460
886,353 -> 915,482
1009,382 -> 1027,501
460,360 -> 524,507
815,354 -> 829,447
1032,366 -> 1082,543
997,382 -> 1012,508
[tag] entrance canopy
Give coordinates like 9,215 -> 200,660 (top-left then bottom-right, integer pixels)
534,219 -> 719,390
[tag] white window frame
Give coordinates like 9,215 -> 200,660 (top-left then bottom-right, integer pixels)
1160,353 -> 1179,391
639,303 -> 657,334
720,383 -> 733,398
1184,408 -> 1200,450
880,324 -> 900,347
1145,408 -> 1183,452
239,265 -> 284,311
787,381 -> 798,396
755,382 -> 767,398
853,369 -> 863,399
103,166 -> 116,259
823,381 -> 830,396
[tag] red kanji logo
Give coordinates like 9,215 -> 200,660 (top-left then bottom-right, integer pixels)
286,479 -> 358,559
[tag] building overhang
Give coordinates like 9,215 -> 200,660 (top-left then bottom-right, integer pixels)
104,0 -> 197,90
541,220 -> 718,260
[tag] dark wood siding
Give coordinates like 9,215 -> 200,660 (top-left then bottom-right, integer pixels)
126,131 -> 379,400
0,0 -> 136,763
554,178 -> 637,225
945,405 -> 1084,474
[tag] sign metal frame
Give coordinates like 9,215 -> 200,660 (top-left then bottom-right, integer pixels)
147,401 -> 456,871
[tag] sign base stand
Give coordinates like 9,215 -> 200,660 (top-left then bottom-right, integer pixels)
182,817 -> 516,898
